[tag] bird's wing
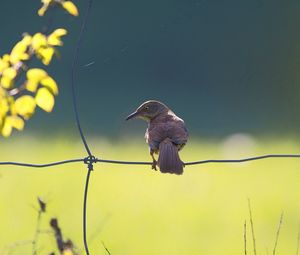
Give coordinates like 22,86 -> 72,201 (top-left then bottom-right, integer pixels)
146,116 -> 188,151
145,125 -> 165,152
166,119 -> 188,146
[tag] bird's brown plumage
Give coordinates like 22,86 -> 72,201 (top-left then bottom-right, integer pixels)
126,100 -> 188,175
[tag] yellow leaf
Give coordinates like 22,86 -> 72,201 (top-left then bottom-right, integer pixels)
36,47 -> 55,65
0,57 -> 10,72
38,0 -> 53,16
1,118 -> 12,137
47,28 -> 67,46
22,35 -> 32,45
10,35 -> 32,64
0,68 -> 17,89
25,79 -> 39,92
6,116 -> 24,131
26,68 -> 48,92
1,115 -> 25,137
0,86 -> 6,97
38,6 -> 48,16
2,54 -> 10,62
15,95 -> 36,119
35,88 -> 55,112
0,97 -> 9,118
40,76 -> 58,95
2,67 -> 17,79
32,33 -> 47,51
53,28 -> 67,37
62,1 -> 79,16
1,76 -> 13,89
10,52 -> 29,64
27,68 -> 48,80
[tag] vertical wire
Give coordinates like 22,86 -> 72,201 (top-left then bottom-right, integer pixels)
70,0 -> 93,157
70,0 -> 94,254
83,166 -> 93,255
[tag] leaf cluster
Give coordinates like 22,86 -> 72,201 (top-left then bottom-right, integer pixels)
0,0 -> 78,137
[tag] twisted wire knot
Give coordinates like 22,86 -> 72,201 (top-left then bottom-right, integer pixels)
84,155 -> 97,170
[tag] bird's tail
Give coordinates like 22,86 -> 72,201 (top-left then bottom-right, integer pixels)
158,138 -> 184,175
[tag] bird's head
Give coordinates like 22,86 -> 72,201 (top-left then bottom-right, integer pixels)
126,100 -> 169,122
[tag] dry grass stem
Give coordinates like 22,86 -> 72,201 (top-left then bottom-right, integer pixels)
248,198 -> 257,255
273,212 -> 283,255
101,241 -> 112,255
244,220 -> 247,255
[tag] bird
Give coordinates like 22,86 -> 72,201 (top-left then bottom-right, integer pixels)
126,100 -> 188,175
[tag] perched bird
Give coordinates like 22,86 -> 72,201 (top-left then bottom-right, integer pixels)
126,100 -> 188,175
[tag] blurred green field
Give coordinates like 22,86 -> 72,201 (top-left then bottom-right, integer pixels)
1,134 -> 300,255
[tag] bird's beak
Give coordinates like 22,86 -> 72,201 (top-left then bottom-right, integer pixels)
126,110 -> 139,121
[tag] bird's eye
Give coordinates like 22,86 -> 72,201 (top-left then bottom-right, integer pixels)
144,106 -> 149,110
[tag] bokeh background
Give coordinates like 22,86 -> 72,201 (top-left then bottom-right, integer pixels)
1,0 -> 300,136
1,0 -> 300,254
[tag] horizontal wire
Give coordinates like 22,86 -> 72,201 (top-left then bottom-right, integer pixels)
184,154 -> 300,165
96,159 -> 152,165
0,159 -> 84,168
97,154 -> 300,166
1,154 -> 300,169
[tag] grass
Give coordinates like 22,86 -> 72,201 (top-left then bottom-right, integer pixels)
1,134 -> 300,255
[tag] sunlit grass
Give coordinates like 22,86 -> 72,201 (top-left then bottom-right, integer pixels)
1,134 -> 300,255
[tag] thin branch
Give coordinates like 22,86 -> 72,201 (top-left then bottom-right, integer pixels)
248,198 -> 257,255
42,6 -> 58,35
273,212 -> 284,255
7,80 -> 27,96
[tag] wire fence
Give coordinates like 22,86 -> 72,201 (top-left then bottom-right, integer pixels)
1,0 -> 300,254
2,154 -> 300,169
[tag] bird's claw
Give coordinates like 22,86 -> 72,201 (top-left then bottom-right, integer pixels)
151,160 -> 157,171
182,161 -> 185,168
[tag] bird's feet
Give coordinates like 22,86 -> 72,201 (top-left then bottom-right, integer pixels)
151,160 -> 158,171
